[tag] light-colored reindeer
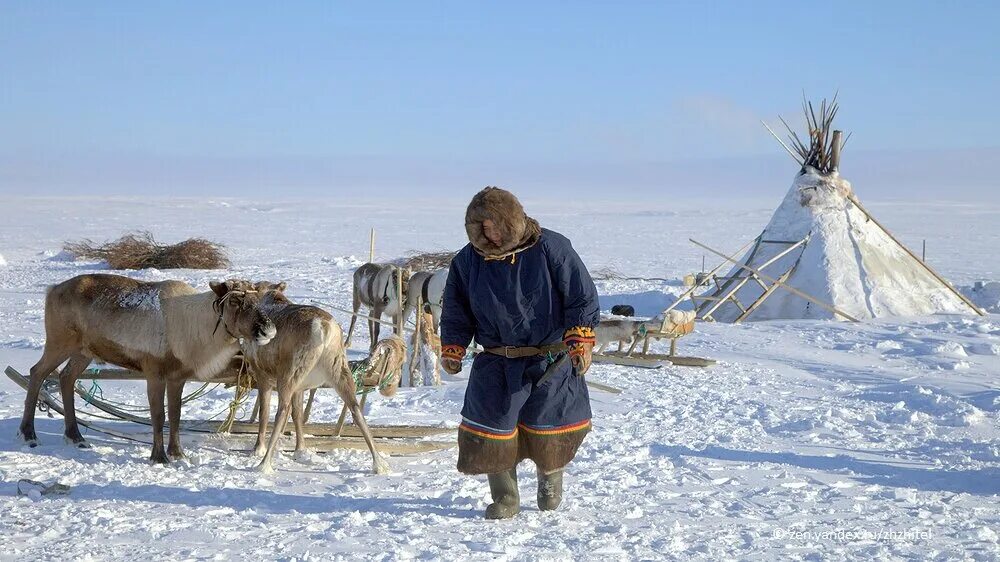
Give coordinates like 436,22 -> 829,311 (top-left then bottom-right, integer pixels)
18,274 -> 275,463
402,268 -> 448,333
345,263 -> 410,352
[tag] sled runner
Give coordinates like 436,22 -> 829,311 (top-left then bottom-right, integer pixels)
6,366 -> 455,455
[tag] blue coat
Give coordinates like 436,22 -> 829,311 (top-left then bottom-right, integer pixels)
441,228 -> 600,350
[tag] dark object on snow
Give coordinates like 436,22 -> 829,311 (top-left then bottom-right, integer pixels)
485,468 -> 520,519
611,304 -> 635,317
64,231 -> 230,270
17,479 -> 71,498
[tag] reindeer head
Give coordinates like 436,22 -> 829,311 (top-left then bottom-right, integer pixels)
209,279 -> 277,345
254,281 -> 290,309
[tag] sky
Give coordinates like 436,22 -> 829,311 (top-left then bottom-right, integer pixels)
1,1 -> 998,200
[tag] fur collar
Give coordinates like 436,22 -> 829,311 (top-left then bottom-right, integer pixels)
464,187 -> 542,259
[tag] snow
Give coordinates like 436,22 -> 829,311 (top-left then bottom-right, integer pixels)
967,281 -> 1000,313
0,254 -> 6,267
710,170 -> 974,321
0,196 -> 998,560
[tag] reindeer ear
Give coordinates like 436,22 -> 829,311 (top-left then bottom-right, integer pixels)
274,281 -> 287,292
209,281 -> 229,298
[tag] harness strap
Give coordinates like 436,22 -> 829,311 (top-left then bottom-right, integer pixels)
364,269 -> 380,303
368,267 -> 398,305
213,291 -> 244,340
421,276 -> 430,304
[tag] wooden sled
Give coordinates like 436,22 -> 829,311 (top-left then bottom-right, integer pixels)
6,366 -> 455,455
73,386 -> 451,439
593,312 -> 716,369
593,351 -> 715,368
229,437 -> 453,455
51,366 -> 451,438
592,352 -> 666,369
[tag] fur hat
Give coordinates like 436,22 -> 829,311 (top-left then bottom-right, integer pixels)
464,187 -> 541,257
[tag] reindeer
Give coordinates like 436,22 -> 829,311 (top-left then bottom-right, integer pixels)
595,318 -> 652,353
344,263 -> 410,352
244,282 -> 401,474
402,268 -> 448,333
18,274 -> 276,463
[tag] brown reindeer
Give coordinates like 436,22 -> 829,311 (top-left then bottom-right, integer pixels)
18,274 -> 276,463
244,282 -> 397,474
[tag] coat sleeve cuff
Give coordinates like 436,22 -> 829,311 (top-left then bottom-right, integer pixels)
563,326 -> 595,356
442,344 -> 467,362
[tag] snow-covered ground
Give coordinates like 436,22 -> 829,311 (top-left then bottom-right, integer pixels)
0,196 -> 998,560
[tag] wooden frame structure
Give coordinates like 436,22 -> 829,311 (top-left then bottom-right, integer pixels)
659,235 -> 811,323
6,365 -> 455,455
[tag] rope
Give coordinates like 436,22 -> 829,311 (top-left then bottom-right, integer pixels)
218,360 -> 254,433
349,357 -> 396,395
75,368 -> 218,413
347,348 -> 400,395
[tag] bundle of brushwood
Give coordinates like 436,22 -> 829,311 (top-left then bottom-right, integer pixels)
64,231 -> 230,270
394,250 -> 457,271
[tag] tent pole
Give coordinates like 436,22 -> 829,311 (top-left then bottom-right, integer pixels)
846,196 -> 983,316
690,238 -> 861,322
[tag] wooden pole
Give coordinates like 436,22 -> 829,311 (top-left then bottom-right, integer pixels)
698,237 -> 809,321
396,266 -> 405,383
830,130 -> 843,172
395,267 -> 404,337
408,297 -> 423,387
690,238 -> 861,322
369,228 -> 376,263
846,196 -> 984,316
659,238 -> 756,317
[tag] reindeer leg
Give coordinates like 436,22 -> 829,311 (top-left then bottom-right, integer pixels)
302,389 -> 317,424
166,377 -> 186,460
255,386 -> 292,474
253,382 -> 273,457
291,390 -> 308,460
345,290 -> 361,347
147,375 -> 169,464
58,353 -> 92,448
348,397 -> 390,475
369,306 -> 384,354
334,403 -> 349,437
19,346 -> 73,446
248,393 -> 260,424
401,297 -> 415,335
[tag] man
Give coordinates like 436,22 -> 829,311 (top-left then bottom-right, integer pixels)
440,186 -> 599,519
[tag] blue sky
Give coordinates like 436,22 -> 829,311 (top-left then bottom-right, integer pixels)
1,2 -> 998,199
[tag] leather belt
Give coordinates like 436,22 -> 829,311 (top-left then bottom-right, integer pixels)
484,343 -> 566,359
